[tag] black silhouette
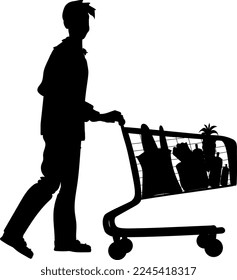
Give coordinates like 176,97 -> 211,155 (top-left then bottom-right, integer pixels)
209,152 -> 223,188
137,124 -> 181,198
200,124 -> 218,171
1,0 -> 124,259
173,143 -> 209,191
173,125 -> 232,190
221,164 -> 229,187
191,144 -> 209,188
103,124 -> 237,260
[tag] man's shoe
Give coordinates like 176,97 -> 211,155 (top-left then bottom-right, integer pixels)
1,234 -> 33,259
54,240 -> 91,252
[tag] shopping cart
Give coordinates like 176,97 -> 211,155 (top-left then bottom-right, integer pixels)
103,124 -> 237,260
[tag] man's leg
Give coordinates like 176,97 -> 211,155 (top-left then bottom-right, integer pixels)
53,138 -> 91,252
1,136 -> 61,258
1,177 -> 60,258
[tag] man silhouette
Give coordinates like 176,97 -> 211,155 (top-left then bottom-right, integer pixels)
1,0 -> 124,258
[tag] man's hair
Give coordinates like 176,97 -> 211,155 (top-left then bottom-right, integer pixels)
63,0 -> 95,27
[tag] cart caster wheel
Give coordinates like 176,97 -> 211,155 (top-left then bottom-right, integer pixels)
120,238 -> 133,253
197,234 -> 210,248
204,239 -> 223,257
108,242 -> 126,260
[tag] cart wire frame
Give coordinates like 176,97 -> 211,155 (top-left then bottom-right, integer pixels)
103,125 -> 237,260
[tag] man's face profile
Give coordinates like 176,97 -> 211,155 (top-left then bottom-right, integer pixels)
65,13 -> 90,39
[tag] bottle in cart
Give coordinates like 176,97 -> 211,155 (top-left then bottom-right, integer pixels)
192,144 -> 209,189
209,152 -> 222,188
220,164 -> 229,187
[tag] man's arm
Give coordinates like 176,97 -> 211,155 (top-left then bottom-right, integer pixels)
97,110 -> 125,126
85,102 -> 125,126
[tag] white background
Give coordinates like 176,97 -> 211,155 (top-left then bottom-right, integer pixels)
0,0 -> 236,279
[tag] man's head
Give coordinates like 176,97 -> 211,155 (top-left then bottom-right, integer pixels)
62,0 -> 95,39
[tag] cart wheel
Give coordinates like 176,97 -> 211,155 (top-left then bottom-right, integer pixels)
197,234 -> 210,248
120,238 -> 133,253
204,239 -> 223,257
108,242 -> 126,260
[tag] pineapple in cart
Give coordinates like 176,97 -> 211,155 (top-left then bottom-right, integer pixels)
200,123 -> 218,171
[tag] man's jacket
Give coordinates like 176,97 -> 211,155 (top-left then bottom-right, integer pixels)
38,37 -> 99,140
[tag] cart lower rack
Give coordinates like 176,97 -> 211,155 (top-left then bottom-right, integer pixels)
103,124 -> 237,260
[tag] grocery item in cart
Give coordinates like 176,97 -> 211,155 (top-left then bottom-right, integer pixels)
221,165 -> 229,187
209,152 -> 223,188
137,124 -> 182,198
173,143 -> 209,191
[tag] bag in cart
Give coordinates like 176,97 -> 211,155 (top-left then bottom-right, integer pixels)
137,124 -> 182,198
